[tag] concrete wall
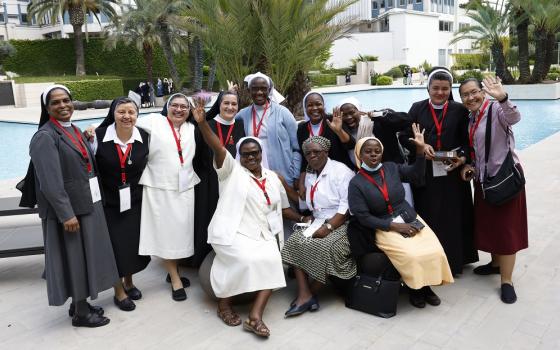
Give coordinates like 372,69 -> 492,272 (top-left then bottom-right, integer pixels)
328,32 -> 394,68
504,83 -> 560,100
14,83 -> 55,108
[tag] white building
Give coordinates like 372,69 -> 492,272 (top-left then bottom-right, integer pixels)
0,0 -> 132,41
327,0 -> 475,71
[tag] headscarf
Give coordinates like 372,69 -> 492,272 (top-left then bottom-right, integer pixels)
98,97 -> 139,129
160,93 -> 191,117
244,72 -> 286,104
339,97 -> 374,140
427,66 -> 455,102
19,84 -> 72,208
39,84 -> 72,128
302,91 -> 325,122
206,90 -> 239,122
354,136 -> 384,170
302,135 -> 331,153
235,136 -> 269,169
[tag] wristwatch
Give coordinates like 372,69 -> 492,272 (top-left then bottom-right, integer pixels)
323,223 -> 333,231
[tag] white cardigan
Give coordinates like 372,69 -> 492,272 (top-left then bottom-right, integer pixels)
208,152 -> 288,247
137,113 -> 200,191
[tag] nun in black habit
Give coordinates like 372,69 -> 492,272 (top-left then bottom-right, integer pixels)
26,85 -> 119,327
402,67 -> 478,275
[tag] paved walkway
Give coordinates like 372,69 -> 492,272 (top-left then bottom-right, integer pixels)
1,132 -> 559,349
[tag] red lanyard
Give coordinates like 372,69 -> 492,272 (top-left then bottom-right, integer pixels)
49,117 -> 92,173
167,118 -> 184,166
115,143 -> 132,184
359,168 -> 393,214
251,177 -> 271,205
309,179 -> 320,210
216,121 -> 235,146
252,101 -> 270,137
428,101 -> 449,150
468,100 -> 490,161
307,121 -> 324,137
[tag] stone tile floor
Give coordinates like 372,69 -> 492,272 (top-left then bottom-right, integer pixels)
1,132 -> 559,350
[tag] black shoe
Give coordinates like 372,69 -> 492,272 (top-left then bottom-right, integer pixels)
71,313 -> 110,328
473,262 -> 500,275
113,296 -> 136,311
166,274 -> 191,288
172,286 -> 187,301
409,289 -> 426,308
422,287 -> 441,306
501,283 -> 517,304
68,303 -> 104,318
124,286 -> 142,300
284,296 -> 319,317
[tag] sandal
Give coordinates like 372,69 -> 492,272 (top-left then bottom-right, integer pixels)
243,318 -> 270,338
217,308 -> 241,327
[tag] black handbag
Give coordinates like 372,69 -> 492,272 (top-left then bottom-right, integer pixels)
345,273 -> 401,318
481,103 -> 525,206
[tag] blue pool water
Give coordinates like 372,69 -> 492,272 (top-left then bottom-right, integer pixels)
1,88 -> 559,180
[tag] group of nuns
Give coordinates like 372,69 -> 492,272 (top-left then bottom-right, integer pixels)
22,66 -> 527,337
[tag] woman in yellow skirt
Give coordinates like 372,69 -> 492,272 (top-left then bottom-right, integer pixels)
347,124 -> 453,308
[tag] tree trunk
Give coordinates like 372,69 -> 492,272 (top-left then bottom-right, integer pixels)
491,41 -> 514,84
68,5 -> 86,76
531,28 -> 547,83
159,21 -> 181,86
541,33 -> 556,80
143,43 -> 154,86
189,36 -> 204,91
207,59 -> 217,91
516,13 -> 530,83
284,70 -> 310,119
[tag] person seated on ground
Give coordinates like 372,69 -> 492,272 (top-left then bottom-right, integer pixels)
192,99 -> 308,338
281,135 -> 357,317
296,91 -> 355,200
347,127 -> 454,309
458,77 -> 528,304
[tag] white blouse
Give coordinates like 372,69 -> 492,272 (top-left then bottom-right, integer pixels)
305,158 -> 355,220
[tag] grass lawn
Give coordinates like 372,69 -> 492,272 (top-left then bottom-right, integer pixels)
14,75 -> 123,83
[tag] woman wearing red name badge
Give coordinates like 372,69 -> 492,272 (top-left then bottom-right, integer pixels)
403,67 -> 478,276
459,77 -> 528,304
87,97 -> 151,311
135,93 -> 200,301
27,85 -> 119,327
191,90 -> 245,267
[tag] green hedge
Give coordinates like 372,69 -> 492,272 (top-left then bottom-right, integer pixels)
3,38 -> 189,78
546,72 -> 559,81
376,75 -> 393,86
59,79 -> 124,101
309,73 -> 337,87
384,67 -> 403,78
451,53 -> 489,70
458,70 -> 484,83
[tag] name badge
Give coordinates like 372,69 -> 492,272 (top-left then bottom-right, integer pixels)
89,176 -> 102,203
119,184 -> 131,213
266,209 -> 283,235
432,160 -> 448,177
178,168 -> 190,192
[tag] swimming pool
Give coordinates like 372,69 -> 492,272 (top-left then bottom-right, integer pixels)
1,88 -> 559,180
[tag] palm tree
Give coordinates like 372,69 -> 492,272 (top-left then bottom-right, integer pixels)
105,0 -> 187,86
28,0 -> 118,76
450,1 -> 515,83
509,0 -> 530,83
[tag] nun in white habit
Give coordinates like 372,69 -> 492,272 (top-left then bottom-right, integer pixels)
192,100 -> 309,338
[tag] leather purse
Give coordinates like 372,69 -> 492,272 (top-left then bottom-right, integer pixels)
345,273 -> 401,318
481,103 -> 525,206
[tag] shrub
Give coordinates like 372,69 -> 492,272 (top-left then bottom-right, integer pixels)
546,72 -> 559,81
384,67 -> 403,78
309,73 -> 337,87
398,64 -> 410,75
58,79 -> 124,101
370,72 -> 380,85
376,75 -> 393,85
549,66 -> 560,74
458,70 -> 484,83
451,53 -> 490,70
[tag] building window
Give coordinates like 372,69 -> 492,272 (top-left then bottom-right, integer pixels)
459,22 -> 469,31
417,0 -> 422,2
372,1 -> 378,9
408,0 -> 414,4
400,0 -> 406,5
388,0 -> 393,7
0,13 -> 4,23
439,20 -> 453,32
381,0 -> 385,8
20,13 -> 28,24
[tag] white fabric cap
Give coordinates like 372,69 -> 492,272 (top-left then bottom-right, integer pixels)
41,84 -> 71,105
244,72 -> 285,104
235,136 -> 269,169
302,91 -> 325,122
339,96 -> 362,111
427,69 -> 453,86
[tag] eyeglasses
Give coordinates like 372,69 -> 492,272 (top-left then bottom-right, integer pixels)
460,89 -> 483,99
169,103 -> 189,110
240,150 -> 261,158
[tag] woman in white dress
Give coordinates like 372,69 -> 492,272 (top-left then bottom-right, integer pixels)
192,98 -> 309,338
136,93 -> 200,301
